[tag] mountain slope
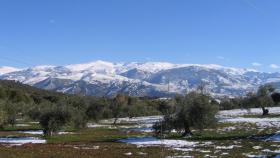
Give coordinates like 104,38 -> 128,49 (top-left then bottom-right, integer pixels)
1,60 -> 280,97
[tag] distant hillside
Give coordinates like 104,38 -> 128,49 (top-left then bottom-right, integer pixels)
0,80 -> 75,104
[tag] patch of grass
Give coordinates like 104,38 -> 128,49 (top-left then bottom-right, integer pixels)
0,127 -> 179,158
243,114 -> 280,118
3,123 -> 41,132
46,128 -> 146,144
0,143 -> 178,158
165,122 -> 278,141
0,123 -> 42,137
187,140 -> 280,158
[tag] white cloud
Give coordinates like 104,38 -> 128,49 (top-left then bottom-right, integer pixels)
252,62 -> 262,67
270,64 -> 279,69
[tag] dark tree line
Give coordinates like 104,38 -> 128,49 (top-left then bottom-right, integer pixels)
219,85 -> 280,115
0,80 -> 161,136
1,80 -> 280,136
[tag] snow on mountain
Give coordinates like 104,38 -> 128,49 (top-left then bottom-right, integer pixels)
65,61 -> 180,74
1,60 -> 280,97
65,60 -> 124,74
123,62 -> 178,73
0,66 -> 21,75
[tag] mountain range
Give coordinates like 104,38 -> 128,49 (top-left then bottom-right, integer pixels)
1,60 -> 280,97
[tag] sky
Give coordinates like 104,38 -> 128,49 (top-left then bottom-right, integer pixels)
0,0 -> 280,72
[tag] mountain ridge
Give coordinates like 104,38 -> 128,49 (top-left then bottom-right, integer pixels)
1,60 -> 279,97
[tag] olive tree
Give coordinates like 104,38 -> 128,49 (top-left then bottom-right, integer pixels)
0,109 -> 8,130
256,85 -> 275,115
154,91 -> 218,137
39,105 -> 71,136
111,94 -> 128,124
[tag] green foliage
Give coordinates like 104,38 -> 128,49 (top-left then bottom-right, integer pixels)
184,92 -> 218,130
71,108 -> 88,129
157,100 -> 175,115
220,85 -> 278,116
86,98 -> 107,121
242,85 -> 276,115
111,94 -> 128,124
4,102 -> 17,126
219,99 -> 235,110
272,92 -> 280,105
154,91 -> 218,137
0,102 -> 8,129
39,105 -> 71,136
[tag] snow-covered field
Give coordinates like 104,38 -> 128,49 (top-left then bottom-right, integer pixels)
218,107 -> 280,117
219,117 -> 280,128
0,130 -> 73,146
218,107 -> 280,128
0,137 -> 46,146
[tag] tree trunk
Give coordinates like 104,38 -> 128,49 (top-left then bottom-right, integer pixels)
0,125 -> 4,130
43,129 -> 47,136
113,117 -> 118,125
262,107 -> 269,116
43,129 -> 53,136
182,124 -> 192,137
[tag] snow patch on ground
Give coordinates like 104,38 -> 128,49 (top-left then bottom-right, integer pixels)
218,107 -> 280,128
87,124 -> 114,128
15,124 -> 30,127
118,136 -> 197,149
100,115 -> 162,126
124,152 -> 133,156
266,132 -> 280,142
0,137 -> 46,146
215,145 -> 242,150
88,115 -> 163,133
219,117 -> 280,128
19,130 -> 73,135
218,107 -> 280,117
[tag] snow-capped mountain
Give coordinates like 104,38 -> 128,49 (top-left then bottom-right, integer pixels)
1,60 -> 280,97
0,66 -> 21,75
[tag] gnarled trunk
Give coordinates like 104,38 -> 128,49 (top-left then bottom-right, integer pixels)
262,107 -> 269,116
43,129 -> 54,136
113,117 -> 118,125
182,123 -> 192,137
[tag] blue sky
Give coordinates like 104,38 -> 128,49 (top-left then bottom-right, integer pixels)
0,0 -> 280,72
